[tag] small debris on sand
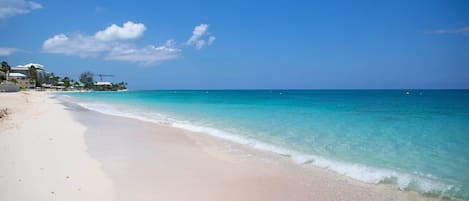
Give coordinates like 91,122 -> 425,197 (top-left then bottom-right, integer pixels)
0,108 -> 9,119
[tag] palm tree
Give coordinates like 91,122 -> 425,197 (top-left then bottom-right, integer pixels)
28,65 -> 38,88
61,77 -> 71,88
1,61 -> 11,80
52,75 -> 60,85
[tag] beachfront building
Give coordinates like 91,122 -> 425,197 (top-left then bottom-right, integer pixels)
10,63 -> 51,87
7,73 -> 32,88
93,81 -> 113,91
95,82 -> 112,86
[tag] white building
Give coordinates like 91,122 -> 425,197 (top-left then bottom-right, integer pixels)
8,72 -> 32,88
10,63 -> 51,86
95,82 -> 112,86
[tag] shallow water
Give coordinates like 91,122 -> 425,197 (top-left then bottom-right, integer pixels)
64,90 -> 469,199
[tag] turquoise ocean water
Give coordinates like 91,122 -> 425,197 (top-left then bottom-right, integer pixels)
64,90 -> 469,199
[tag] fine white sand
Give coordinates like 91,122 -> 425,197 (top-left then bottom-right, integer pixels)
0,91 -> 446,201
0,91 -> 115,201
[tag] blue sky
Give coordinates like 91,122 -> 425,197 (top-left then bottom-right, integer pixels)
0,0 -> 468,89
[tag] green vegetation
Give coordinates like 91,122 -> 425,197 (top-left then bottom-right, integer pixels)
47,73 -> 60,85
61,76 -> 71,88
1,61 -> 11,73
79,71 -> 94,89
28,65 -> 41,87
1,61 -> 11,81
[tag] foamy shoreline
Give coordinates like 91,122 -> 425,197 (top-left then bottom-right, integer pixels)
0,91 -> 449,200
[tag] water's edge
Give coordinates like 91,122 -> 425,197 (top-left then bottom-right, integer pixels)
56,93 -> 464,200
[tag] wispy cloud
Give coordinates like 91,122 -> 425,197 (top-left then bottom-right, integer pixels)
208,36 -> 216,45
0,0 -> 42,19
105,41 -> 181,65
187,24 -> 208,45
0,47 -> 20,56
186,24 -> 216,49
427,26 -> 469,36
94,6 -> 106,14
43,22 -> 214,65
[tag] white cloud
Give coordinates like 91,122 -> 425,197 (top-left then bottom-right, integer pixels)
186,24 -> 215,49
43,34 -> 112,57
0,0 -> 42,19
43,22 -> 147,58
105,40 -> 181,65
95,21 -> 146,41
43,22 -> 214,65
428,26 -> 469,36
0,47 -> 19,56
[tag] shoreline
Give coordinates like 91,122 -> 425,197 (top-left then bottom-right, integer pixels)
1,91 -> 451,200
64,93 -> 448,201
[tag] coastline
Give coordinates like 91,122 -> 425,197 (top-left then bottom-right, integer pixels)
0,92 -> 449,200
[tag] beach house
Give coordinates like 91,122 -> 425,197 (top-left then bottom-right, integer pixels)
95,82 -> 112,86
10,63 -> 51,86
10,63 -> 52,88
7,72 -> 31,88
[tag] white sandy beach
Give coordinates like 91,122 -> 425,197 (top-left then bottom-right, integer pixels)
0,91 -> 445,201
0,92 -> 115,201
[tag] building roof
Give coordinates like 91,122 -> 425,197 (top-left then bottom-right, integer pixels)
11,67 -> 29,71
8,73 -> 26,77
95,82 -> 112,86
13,63 -> 45,70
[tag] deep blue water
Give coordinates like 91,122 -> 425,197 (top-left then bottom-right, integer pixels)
64,90 -> 469,199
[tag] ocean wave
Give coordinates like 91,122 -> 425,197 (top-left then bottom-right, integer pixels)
63,96 -> 457,197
